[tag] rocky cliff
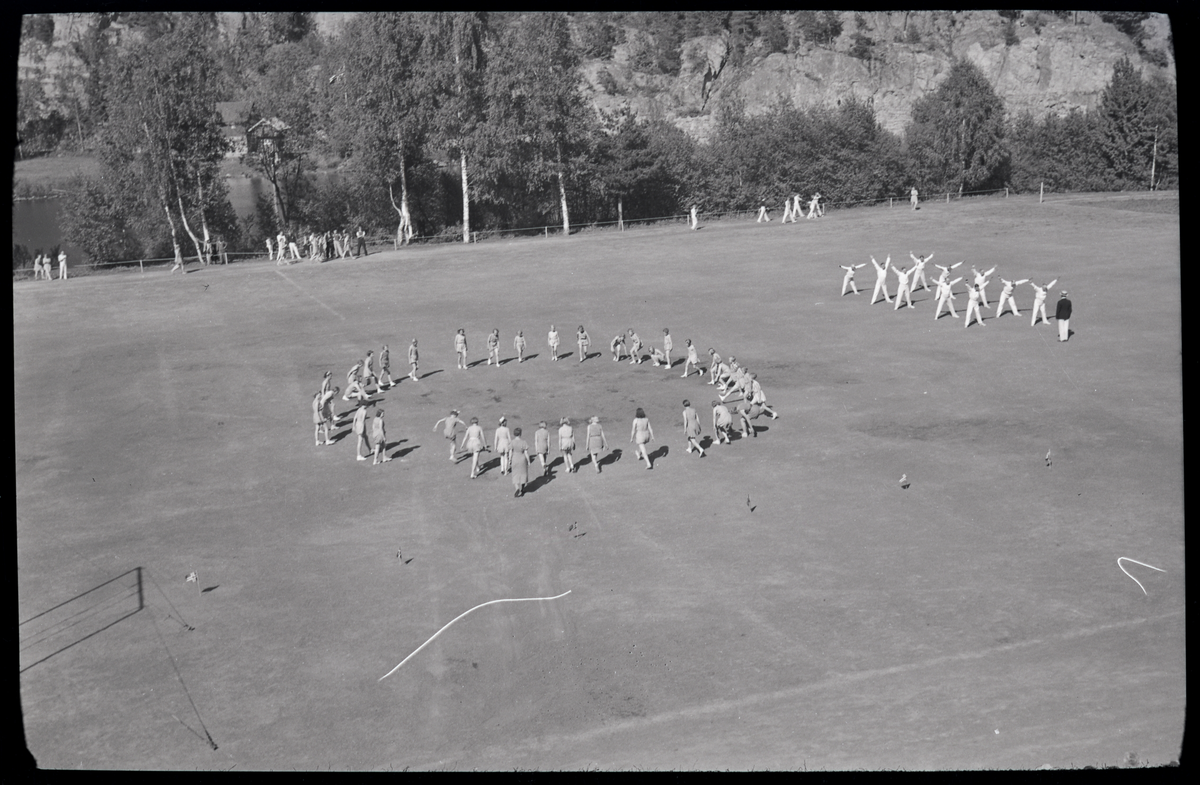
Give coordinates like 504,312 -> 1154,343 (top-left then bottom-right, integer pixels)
581,11 -> 1175,142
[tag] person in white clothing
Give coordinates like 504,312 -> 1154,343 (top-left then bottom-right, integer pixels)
908,251 -> 934,292
807,193 -> 821,219
266,237 -> 275,261
756,202 -> 771,222
964,284 -> 986,328
791,194 -> 803,222
932,260 -> 963,285
870,256 -> 892,304
1027,279 -> 1058,326
994,277 -> 1030,319
781,197 -> 793,223
971,266 -> 997,307
840,263 -> 866,296
933,276 -> 963,320
892,264 -> 915,309
690,205 -> 699,230
547,325 -> 561,361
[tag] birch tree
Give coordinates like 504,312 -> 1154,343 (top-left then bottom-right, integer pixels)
340,13 -> 428,246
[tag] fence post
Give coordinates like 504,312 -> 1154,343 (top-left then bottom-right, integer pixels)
889,197 -> 893,208
1040,182 -> 1044,204
1005,187 -> 1009,199
946,192 -> 950,203
139,259 -> 144,275
544,227 -> 548,239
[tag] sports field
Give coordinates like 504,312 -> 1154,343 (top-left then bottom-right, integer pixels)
16,192 -> 1182,770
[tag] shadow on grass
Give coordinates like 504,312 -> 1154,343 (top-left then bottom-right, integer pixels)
649,445 -> 669,462
599,448 -> 622,468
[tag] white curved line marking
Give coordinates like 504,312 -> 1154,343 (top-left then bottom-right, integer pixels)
379,591 -> 572,681
1117,557 -> 1165,595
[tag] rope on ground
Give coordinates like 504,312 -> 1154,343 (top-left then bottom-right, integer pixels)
379,590 -> 572,681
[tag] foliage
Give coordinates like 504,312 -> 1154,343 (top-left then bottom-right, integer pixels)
905,59 -> 1009,194
795,11 -> 843,47
59,176 -> 143,263
574,12 -> 619,59
1096,56 -> 1156,187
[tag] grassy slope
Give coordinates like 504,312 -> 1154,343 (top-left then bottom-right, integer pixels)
16,193 -> 1182,770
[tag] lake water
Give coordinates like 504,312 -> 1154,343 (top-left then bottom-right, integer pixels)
12,173 -> 335,266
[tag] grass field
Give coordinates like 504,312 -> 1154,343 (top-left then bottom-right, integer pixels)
15,192 -> 1182,771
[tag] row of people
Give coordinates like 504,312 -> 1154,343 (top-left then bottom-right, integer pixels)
757,194 -> 823,223
842,253 -> 1068,333
271,227 -> 370,265
30,250 -> 68,280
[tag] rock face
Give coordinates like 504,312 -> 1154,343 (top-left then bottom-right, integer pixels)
581,11 -> 1176,143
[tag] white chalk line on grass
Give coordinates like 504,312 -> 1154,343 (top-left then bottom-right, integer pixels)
1117,557 -> 1166,595
379,591 -> 572,681
275,269 -> 346,321
414,608 -> 1183,766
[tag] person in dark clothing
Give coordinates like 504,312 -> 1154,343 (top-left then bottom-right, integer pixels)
1055,291 -> 1072,342
355,226 -> 368,257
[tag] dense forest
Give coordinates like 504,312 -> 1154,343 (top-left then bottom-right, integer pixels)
15,12 -> 1178,266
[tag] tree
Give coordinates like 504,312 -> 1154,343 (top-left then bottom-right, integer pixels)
1096,56 -> 1156,188
905,59 -> 1009,195
339,13 -> 431,246
242,42 -> 319,230
423,13 -> 491,244
97,16 -> 231,266
484,13 -> 593,236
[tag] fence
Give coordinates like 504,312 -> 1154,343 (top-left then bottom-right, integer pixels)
12,186 -> 1174,281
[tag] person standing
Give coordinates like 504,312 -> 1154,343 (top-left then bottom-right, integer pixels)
408,339 -> 420,381
288,235 -> 302,262
994,277 -> 1030,319
971,266 -> 997,308
933,275 -> 963,320
514,330 -> 527,362
781,197 -> 794,223
690,205 -> 700,230
548,325 -> 561,361
1028,279 -> 1058,327
312,391 -> 326,446
892,264 -> 915,310
1055,290 -> 1072,342
840,263 -> 866,296
341,229 -> 353,259
533,421 -> 552,477
630,408 -> 655,469
372,409 -> 392,465
57,250 -> 68,280
508,428 -> 531,497
461,417 -> 489,479
318,385 -> 339,444
807,193 -> 821,219
454,328 -> 469,370
870,255 -> 892,304
964,283 -> 987,328
576,325 -> 591,363
682,400 -> 705,457
433,410 -> 466,461
908,251 -> 934,292
662,328 -> 673,368
378,344 -> 394,390
910,186 -> 919,210
681,339 -> 701,378
486,328 -> 501,367
355,226 -> 368,257
360,349 -> 378,393
352,400 -> 371,461
585,416 -> 608,473
267,237 -> 276,262
493,417 -> 513,475
558,417 -> 577,473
